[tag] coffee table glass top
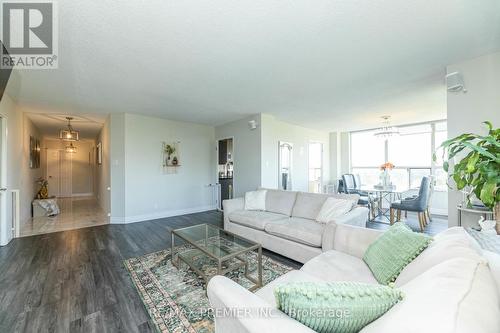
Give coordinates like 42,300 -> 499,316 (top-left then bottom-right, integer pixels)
172,224 -> 259,259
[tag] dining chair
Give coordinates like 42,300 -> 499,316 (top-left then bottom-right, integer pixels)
390,176 -> 431,232
403,175 -> 435,226
341,174 -> 357,194
342,174 -> 375,219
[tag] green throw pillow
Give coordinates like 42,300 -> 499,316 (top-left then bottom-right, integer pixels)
363,222 -> 432,285
274,282 -> 404,333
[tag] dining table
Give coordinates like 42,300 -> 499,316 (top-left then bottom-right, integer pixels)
359,185 -> 411,223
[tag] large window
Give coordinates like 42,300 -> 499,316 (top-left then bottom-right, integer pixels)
351,121 -> 447,191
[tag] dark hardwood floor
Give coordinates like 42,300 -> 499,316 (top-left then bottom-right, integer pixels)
0,210 -> 300,333
0,209 -> 446,332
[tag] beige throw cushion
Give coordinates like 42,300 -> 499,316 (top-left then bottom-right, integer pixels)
291,192 -> 329,219
244,190 -> 267,211
316,197 -> 355,223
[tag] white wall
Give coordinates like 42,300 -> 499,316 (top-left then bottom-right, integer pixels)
329,132 -> 341,183
96,116 -> 110,215
0,92 -> 44,244
109,113 -> 126,221
260,114 -> 330,191
21,116 -> 43,223
215,114 -> 262,197
339,132 -> 351,176
447,51 -> 500,227
0,94 -> 21,245
109,113 -> 216,223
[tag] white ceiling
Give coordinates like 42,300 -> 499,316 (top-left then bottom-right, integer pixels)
24,111 -> 106,140
8,0 -> 500,132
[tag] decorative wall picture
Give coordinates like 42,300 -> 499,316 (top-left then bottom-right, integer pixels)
162,141 -> 180,174
97,142 -> 102,165
29,136 -> 41,169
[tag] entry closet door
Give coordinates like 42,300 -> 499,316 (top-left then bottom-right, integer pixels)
47,149 -> 72,197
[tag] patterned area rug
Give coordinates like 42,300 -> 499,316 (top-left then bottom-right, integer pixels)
124,246 -> 293,333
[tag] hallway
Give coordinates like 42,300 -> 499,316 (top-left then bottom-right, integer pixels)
20,197 -> 108,237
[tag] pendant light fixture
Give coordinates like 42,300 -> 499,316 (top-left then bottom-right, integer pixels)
65,142 -> 77,153
59,117 -> 80,141
374,116 -> 399,139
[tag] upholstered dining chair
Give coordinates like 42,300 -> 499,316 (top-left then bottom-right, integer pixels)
390,176 -> 431,232
403,175 -> 435,226
342,174 -> 375,219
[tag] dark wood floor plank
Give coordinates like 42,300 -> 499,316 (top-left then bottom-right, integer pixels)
0,209 -> 445,332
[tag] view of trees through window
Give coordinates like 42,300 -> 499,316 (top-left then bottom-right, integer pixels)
350,121 -> 448,191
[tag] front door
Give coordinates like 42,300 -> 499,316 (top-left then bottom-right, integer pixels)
47,149 -> 72,197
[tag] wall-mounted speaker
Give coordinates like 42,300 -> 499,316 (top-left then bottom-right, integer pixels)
446,72 -> 467,93
248,120 -> 258,130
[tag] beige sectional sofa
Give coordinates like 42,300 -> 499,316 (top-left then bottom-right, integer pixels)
223,189 -> 368,263
208,224 -> 500,333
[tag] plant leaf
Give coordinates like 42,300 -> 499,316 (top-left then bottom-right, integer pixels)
461,142 -> 499,162
480,180 -> 498,208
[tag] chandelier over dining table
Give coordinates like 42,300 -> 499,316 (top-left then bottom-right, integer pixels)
374,115 -> 400,139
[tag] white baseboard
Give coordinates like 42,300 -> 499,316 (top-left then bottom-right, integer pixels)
110,205 -> 217,224
430,208 -> 448,216
72,193 -> 94,198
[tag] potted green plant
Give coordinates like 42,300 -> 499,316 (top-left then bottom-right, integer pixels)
435,121 -> 499,232
164,144 -> 176,165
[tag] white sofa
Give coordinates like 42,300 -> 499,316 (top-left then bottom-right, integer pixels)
208,223 -> 500,333
223,189 -> 368,263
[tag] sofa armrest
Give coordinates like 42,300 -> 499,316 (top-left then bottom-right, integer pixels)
334,206 -> 369,227
222,197 -> 245,229
333,223 -> 384,259
321,207 -> 369,252
208,276 -> 315,333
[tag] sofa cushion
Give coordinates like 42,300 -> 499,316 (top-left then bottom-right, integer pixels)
363,222 -> 432,285
483,250 -> 500,294
264,217 -> 324,247
275,282 -> 403,333
265,189 -> 297,216
361,258 -> 500,333
291,192 -> 329,220
301,250 -> 378,284
244,190 -> 267,211
316,197 -> 356,224
228,210 -> 288,231
395,227 -> 483,286
255,270 -> 323,308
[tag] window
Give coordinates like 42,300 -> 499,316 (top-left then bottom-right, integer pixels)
388,124 -> 432,167
350,121 -> 447,191
351,130 -> 385,167
434,122 -> 448,191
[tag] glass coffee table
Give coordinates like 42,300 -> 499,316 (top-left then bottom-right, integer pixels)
171,224 -> 263,291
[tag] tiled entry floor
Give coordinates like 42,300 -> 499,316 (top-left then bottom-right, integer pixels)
20,197 -> 109,237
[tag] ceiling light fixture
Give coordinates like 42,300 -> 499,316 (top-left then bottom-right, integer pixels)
59,117 -> 79,141
65,142 -> 77,153
374,116 -> 399,139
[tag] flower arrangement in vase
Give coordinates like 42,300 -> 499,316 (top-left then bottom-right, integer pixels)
379,162 -> 395,188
